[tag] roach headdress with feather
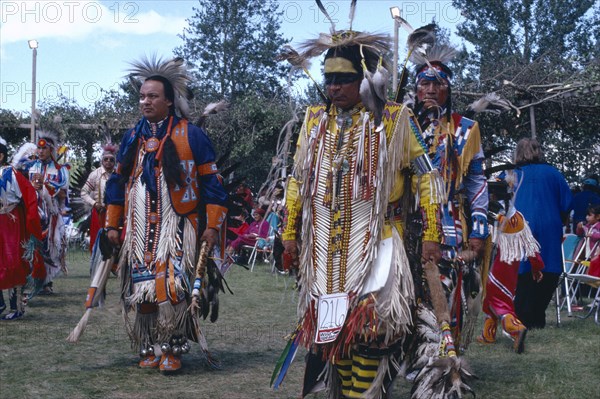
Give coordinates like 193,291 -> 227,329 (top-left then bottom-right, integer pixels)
408,25 -> 457,87
279,0 -> 391,122
406,24 -> 458,118
127,55 -> 194,120
101,143 -> 118,158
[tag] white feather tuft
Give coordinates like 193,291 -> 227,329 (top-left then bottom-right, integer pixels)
467,93 -> 511,115
11,143 -> 37,168
203,100 -> 229,116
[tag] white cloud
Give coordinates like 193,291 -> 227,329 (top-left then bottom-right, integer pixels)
0,1 -> 187,44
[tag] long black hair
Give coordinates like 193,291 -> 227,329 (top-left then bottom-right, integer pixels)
119,77 -> 184,187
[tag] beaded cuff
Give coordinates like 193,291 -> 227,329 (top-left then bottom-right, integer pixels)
282,204 -> 299,241
413,153 -> 435,177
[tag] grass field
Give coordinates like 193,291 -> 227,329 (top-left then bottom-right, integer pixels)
0,249 -> 599,399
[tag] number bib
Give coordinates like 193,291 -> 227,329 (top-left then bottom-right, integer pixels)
315,292 -> 349,344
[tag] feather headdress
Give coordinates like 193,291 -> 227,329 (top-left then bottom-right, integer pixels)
127,55 -> 194,120
278,1 -> 391,123
410,43 -> 457,72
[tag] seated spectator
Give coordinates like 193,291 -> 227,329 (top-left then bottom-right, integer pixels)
226,207 -> 269,257
576,205 -> 600,277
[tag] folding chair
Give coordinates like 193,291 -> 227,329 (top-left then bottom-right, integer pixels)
246,240 -> 273,272
557,235 -> 600,325
556,234 -> 585,323
568,272 -> 600,325
565,239 -> 600,325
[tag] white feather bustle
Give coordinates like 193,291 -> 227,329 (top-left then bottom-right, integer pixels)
10,143 -> 37,168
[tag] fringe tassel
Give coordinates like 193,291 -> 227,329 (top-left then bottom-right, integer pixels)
22,236 -> 42,263
15,286 -> 23,313
157,300 -> 176,333
456,123 -> 481,188
325,363 -> 342,399
497,222 -> 540,263
460,289 -> 481,352
156,300 -> 183,342
131,311 -> 157,350
375,228 -> 414,343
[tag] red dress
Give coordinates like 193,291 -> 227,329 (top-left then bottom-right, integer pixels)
483,211 -> 544,319
0,166 -> 43,289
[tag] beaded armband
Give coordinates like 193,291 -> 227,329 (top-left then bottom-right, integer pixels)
413,153 -> 435,176
281,205 -> 299,241
282,177 -> 301,241
422,202 -> 441,242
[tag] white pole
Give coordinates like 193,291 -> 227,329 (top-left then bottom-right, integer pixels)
30,41 -> 38,143
392,18 -> 399,93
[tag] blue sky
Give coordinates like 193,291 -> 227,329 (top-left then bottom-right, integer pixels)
0,0 -> 464,114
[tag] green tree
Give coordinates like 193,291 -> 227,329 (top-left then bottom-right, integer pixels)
452,0 -> 600,182
36,85 -> 139,173
176,0 -> 289,101
201,94 -> 296,190
0,109 -> 29,149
